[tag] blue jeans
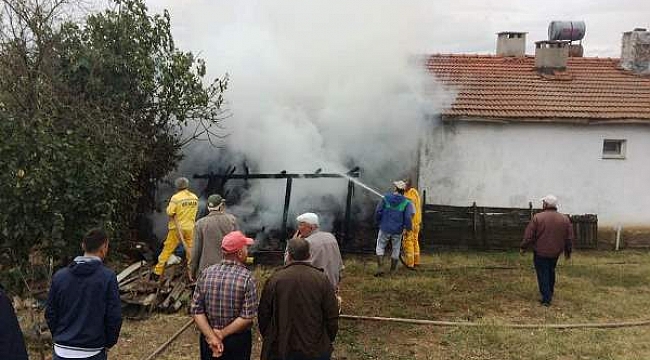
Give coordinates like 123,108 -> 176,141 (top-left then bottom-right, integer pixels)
376,230 -> 402,260
534,253 -> 559,304
53,349 -> 107,360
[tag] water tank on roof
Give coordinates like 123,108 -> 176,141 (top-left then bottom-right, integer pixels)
548,21 -> 586,41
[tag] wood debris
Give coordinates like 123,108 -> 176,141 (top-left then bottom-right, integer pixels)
117,261 -> 193,318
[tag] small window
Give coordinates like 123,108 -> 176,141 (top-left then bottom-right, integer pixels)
602,139 -> 626,159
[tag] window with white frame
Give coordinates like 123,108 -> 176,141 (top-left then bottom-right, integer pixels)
602,139 -> 626,159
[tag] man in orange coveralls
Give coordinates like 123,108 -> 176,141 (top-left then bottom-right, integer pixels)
402,178 -> 421,269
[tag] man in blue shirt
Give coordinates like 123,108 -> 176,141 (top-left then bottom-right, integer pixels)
0,283 -> 28,360
46,228 -> 122,360
374,180 -> 414,276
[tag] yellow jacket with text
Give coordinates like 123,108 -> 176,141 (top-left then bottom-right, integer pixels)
166,189 -> 199,230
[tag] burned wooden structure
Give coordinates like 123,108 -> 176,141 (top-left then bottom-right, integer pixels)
193,168 -> 361,245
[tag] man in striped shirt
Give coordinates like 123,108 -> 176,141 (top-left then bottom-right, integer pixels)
191,231 -> 258,360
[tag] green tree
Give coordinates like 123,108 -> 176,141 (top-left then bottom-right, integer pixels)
0,0 -> 228,292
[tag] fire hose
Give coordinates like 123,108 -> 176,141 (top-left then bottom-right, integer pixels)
140,318 -> 194,360
140,314 -> 650,360
339,314 -> 650,329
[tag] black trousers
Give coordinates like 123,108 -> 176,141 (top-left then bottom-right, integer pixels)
200,330 -> 252,360
534,253 -> 559,304
272,352 -> 332,360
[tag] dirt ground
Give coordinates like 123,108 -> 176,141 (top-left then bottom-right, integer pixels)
23,250 -> 650,359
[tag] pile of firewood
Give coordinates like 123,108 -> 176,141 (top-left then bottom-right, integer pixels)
117,261 -> 193,318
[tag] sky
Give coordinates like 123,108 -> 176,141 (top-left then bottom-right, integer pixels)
146,0 -> 650,58
141,0 -> 650,233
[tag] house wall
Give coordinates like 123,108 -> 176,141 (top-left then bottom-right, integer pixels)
419,121 -> 650,243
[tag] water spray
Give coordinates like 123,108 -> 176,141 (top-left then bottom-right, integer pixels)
337,172 -> 384,199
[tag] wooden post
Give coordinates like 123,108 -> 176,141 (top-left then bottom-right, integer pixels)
572,215 -> 580,249
481,208 -> 487,249
528,201 -> 533,220
593,215 -> 597,249
281,177 -> 293,237
343,179 -> 354,246
422,189 -> 427,245
472,202 -> 478,245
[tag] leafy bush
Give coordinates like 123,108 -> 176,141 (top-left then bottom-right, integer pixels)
0,0 -> 228,292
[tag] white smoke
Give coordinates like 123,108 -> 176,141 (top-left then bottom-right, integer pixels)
150,0 -> 453,237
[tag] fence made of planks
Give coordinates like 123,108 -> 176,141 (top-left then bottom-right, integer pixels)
420,201 -> 597,251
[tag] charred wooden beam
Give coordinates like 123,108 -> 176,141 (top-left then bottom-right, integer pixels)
343,179 -> 354,245
281,177 -> 293,235
193,172 -> 360,180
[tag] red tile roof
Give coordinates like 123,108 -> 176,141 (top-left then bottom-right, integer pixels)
427,54 -> 650,123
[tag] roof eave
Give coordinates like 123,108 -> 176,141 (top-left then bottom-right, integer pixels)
440,115 -> 650,125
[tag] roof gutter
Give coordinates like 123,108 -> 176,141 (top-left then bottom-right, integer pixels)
441,115 -> 650,125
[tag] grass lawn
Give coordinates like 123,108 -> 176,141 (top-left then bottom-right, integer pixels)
34,250 -> 650,359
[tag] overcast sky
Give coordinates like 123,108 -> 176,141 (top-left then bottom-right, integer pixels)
147,0 -> 649,61
140,0 -> 649,223
143,0 -> 650,170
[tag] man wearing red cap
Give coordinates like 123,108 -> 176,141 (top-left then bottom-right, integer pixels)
191,231 -> 258,360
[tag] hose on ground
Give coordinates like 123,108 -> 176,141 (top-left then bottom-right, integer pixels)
141,318 -> 194,360
139,313 -> 650,360
340,314 -> 650,329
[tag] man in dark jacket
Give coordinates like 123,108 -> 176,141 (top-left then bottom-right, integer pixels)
520,194 -> 573,306
0,283 -> 29,360
374,180 -> 414,276
259,237 -> 339,360
46,228 -> 122,360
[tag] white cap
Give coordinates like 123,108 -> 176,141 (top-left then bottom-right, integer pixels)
393,180 -> 407,190
540,194 -> 558,207
296,212 -> 319,226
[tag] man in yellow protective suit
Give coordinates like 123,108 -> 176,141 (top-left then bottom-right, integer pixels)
402,178 -> 421,268
153,177 -> 199,278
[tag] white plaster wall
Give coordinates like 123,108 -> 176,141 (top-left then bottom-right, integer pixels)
419,121 -> 650,227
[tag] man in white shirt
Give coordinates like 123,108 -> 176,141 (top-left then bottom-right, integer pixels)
293,212 -> 344,291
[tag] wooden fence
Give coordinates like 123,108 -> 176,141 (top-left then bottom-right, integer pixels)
420,202 -> 598,251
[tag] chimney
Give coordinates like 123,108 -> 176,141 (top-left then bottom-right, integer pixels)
621,28 -> 650,74
568,44 -> 584,57
535,40 -> 569,72
496,32 -> 527,57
